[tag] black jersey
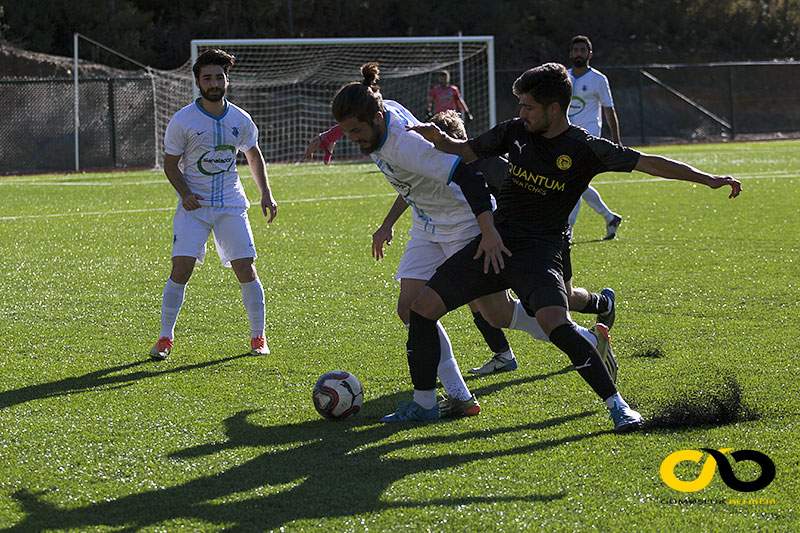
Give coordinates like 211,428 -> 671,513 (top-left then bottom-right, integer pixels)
471,156 -> 509,196
469,119 -> 640,238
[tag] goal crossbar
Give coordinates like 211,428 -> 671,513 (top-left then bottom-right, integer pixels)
148,36 -> 495,166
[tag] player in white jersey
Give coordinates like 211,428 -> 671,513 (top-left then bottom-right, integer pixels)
329,63 -> 507,419
304,108 -> 616,379
324,63 -> 613,422
150,49 -> 278,361
567,35 -> 623,240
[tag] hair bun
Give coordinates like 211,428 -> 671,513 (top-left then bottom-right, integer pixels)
361,62 -> 380,87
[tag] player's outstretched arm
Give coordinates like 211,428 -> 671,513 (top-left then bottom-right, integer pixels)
473,211 -> 511,274
458,95 -> 473,121
406,124 -> 478,162
373,195 -> 410,260
164,154 -> 204,210
635,153 -> 742,199
245,145 -> 278,222
603,107 -> 622,145
450,161 -> 511,273
300,124 -> 343,164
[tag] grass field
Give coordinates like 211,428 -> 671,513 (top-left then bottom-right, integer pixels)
1,140 -> 798,531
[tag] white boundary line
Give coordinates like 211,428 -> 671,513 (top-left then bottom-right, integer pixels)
1,169 -> 796,188
0,171 -> 796,221
0,193 -> 397,221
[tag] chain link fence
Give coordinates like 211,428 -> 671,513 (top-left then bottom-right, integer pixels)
0,76 -> 154,174
1,61 -> 798,174
499,61 -> 799,145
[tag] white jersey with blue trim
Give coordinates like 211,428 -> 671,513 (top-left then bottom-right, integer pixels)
164,99 -> 259,208
568,67 -> 614,137
371,100 -> 488,242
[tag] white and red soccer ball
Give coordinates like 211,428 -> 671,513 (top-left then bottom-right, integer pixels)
312,370 -> 363,421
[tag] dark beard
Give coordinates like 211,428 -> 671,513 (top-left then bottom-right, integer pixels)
358,123 -> 382,154
572,57 -> 587,68
201,87 -> 225,102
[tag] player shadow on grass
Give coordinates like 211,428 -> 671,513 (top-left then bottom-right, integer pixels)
0,354 -> 255,410
5,386 -> 612,531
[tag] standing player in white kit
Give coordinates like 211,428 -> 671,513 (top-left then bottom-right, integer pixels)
151,49 -> 278,360
567,35 -> 624,240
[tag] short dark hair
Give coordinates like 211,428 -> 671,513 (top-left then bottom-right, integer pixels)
431,110 -> 466,140
193,49 -> 235,79
332,62 -> 384,123
570,35 -> 593,52
512,63 -> 572,113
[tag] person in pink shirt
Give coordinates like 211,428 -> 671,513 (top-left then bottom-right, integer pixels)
426,70 -> 473,121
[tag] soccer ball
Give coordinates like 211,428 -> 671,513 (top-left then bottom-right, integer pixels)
312,370 -> 363,421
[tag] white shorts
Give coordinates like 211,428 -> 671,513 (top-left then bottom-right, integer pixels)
172,206 -> 256,267
395,234 -> 477,281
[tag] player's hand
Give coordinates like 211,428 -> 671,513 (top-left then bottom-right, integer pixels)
406,123 -> 445,145
466,112 -> 474,122
473,227 -> 511,274
181,193 -> 204,211
372,224 -> 394,260
261,193 -> 278,222
707,175 -> 742,198
300,134 -> 336,164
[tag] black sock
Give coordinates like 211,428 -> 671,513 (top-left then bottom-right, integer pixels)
577,292 -> 608,314
472,311 -> 510,354
548,322 -> 616,400
407,311 -> 441,391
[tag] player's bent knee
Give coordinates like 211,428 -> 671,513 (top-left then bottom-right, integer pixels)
409,286 -> 447,320
231,258 -> 257,283
396,302 -> 411,325
170,256 -> 196,284
534,306 -> 571,337
477,309 -> 507,329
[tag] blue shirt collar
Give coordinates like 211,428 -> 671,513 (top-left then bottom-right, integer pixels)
194,98 -> 229,120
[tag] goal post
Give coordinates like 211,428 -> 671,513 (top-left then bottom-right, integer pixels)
150,36 -> 495,166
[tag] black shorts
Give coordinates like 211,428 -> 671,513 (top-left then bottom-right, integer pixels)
427,234 -> 569,315
562,238 -> 573,283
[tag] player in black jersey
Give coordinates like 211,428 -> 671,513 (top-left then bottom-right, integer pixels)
397,62 -> 741,432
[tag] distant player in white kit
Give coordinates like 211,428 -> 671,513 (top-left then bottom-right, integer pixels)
567,35 -> 623,240
151,48 -> 278,360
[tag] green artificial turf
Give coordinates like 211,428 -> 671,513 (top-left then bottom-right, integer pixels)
0,140 -> 797,531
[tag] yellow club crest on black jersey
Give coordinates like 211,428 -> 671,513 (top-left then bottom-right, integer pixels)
556,155 -> 572,170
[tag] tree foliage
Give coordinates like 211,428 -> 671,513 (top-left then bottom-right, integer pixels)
1,0 -> 798,70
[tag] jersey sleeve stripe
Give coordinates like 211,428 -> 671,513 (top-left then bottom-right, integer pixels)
446,156 -> 463,184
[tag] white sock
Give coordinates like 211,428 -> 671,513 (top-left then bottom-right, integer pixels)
160,278 -> 186,339
568,198 -> 582,228
582,186 -> 613,220
508,299 -> 549,341
435,321 -> 472,401
240,278 -> 265,338
605,392 -> 629,410
577,324 -> 598,346
413,389 -> 438,410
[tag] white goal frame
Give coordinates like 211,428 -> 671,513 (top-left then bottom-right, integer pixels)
190,36 -> 496,125
158,36 -> 496,165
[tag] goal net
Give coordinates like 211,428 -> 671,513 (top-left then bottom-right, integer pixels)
149,36 -> 495,166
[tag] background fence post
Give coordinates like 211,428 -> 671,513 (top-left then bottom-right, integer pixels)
638,68 -> 645,144
107,79 -> 117,168
728,65 -> 737,139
